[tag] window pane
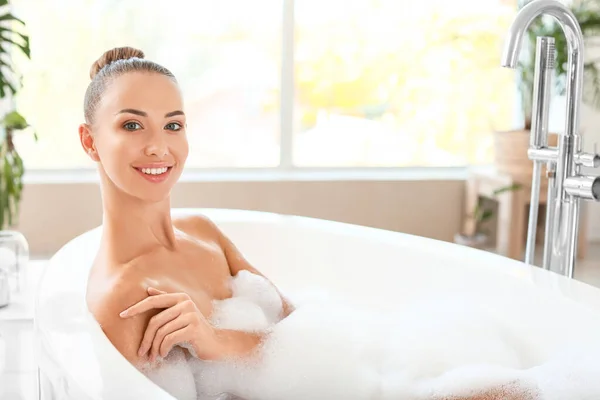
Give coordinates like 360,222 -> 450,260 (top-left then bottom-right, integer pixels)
12,0 -> 282,169
293,0 -> 517,167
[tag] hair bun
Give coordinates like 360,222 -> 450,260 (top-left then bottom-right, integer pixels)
89,46 -> 145,80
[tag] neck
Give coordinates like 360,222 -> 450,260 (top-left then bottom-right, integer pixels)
98,174 -> 176,265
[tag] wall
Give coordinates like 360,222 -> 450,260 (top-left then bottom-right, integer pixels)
16,178 -> 466,258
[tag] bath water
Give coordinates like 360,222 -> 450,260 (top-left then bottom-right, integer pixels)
148,271 -> 600,400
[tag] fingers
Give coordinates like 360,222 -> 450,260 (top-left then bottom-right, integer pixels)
150,315 -> 191,361
148,287 -> 166,295
120,291 -> 190,318
159,325 -> 194,359
138,305 -> 182,357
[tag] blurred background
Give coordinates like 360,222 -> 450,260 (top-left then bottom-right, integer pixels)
1,0 -> 598,273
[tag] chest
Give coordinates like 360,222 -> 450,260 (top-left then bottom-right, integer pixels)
141,241 -> 233,317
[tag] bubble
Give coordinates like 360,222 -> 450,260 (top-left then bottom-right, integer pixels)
144,272 -> 600,400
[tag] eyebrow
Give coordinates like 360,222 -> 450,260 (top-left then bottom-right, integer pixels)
116,109 -> 185,118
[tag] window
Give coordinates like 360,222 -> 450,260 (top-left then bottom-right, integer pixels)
11,0 -> 282,169
11,0 -> 516,170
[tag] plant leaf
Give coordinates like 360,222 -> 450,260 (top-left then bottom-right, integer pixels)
3,154 -> 11,228
0,33 -> 30,58
493,183 -> 522,196
0,12 -> 27,26
481,209 -> 494,222
3,110 -> 28,130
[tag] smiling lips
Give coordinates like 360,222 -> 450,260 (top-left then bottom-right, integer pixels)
133,164 -> 174,183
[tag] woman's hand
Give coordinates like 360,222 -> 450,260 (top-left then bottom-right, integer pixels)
119,287 -> 221,362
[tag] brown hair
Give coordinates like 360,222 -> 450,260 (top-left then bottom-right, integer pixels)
83,46 -> 177,124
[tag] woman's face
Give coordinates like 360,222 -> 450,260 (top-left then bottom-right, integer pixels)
80,71 -> 189,203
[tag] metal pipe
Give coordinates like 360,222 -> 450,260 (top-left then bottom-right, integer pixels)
542,164 -> 556,270
525,161 -> 542,265
533,148 -> 600,167
566,198 -> 580,278
564,176 -> 600,200
528,147 -> 558,163
574,152 -> 600,168
525,36 -> 555,265
530,36 -> 554,148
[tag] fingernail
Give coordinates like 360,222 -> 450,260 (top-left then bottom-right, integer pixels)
119,310 -> 128,317
138,347 -> 145,357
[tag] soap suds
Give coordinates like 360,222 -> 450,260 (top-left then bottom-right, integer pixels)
145,271 -> 600,400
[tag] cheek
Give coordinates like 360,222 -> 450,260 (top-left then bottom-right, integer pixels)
96,134 -> 135,167
175,134 -> 189,162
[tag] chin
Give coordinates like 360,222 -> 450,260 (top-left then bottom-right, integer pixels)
116,173 -> 178,204
132,181 -> 177,204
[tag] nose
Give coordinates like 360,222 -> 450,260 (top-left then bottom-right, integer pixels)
144,129 -> 169,158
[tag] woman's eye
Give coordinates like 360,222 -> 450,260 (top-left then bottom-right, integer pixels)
123,122 -> 142,131
165,122 -> 182,131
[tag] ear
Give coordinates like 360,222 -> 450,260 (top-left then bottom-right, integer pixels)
79,123 -> 100,162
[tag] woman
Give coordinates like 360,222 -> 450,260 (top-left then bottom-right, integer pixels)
82,46 -> 294,368
82,47 -> 533,400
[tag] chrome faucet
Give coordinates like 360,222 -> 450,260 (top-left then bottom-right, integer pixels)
501,0 -> 600,278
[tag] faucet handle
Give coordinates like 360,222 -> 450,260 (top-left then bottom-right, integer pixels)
575,148 -> 600,168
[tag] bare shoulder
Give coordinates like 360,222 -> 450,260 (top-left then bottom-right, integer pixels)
173,213 -> 296,318
173,214 -> 221,241
88,264 -> 152,368
173,213 -> 243,267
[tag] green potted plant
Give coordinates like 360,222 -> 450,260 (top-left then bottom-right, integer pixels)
1,111 -> 36,230
455,183 -> 523,249
494,0 -> 600,178
0,0 -> 33,231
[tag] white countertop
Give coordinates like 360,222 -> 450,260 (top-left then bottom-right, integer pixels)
0,260 -> 48,322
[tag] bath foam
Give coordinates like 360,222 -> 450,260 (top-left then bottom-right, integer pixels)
193,302 -> 541,400
209,270 -> 283,332
150,271 -> 600,400
142,346 -> 198,400
523,343 -> 600,400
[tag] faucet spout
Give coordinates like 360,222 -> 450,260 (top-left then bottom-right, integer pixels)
501,0 -> 584,143
501,0 -> 584,69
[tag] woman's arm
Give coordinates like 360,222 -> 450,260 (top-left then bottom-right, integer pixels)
219,231 -> 296,318
213,328 -> 265,359
187,214 -> 296,319
92,275 -> 159,369
119,286 -> 272,362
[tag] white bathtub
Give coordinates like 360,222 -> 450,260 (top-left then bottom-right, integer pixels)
35,208 -> 600,399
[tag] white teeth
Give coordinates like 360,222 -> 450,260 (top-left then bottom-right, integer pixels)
140,167 -> 168,175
